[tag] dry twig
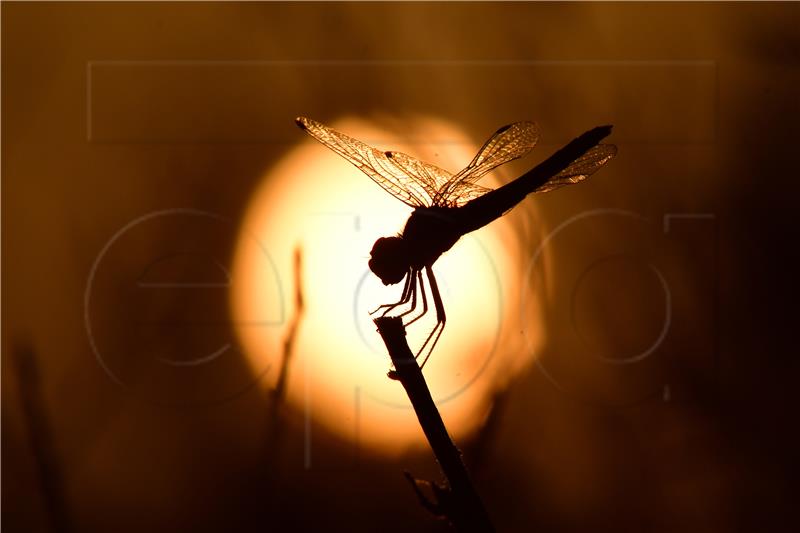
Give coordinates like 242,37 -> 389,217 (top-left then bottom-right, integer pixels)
374,316 -> 494,533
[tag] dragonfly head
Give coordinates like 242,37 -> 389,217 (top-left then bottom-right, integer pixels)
368,236 -> 409,285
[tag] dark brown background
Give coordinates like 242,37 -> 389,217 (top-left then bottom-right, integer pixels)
3,2 -> 798,532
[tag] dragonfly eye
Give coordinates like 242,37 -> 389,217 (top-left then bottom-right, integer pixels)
368,237 -> 409,285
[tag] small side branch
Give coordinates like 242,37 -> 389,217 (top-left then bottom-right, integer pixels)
375,316 -> 494,533
12,340 -> 72,533
267,246 -> 304,453
274,245 -> 305,406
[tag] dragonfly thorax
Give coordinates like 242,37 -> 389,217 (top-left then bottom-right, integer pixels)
369,236 -> 410,285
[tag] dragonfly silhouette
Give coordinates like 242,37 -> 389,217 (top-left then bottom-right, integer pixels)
296,116 -> 616,368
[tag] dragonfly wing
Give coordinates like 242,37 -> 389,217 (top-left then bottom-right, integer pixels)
533,144 -> 618,194
383,150 -> 453,197
436,121 -> 540,205
296,116 -> 435,207
447,182 -> 494,207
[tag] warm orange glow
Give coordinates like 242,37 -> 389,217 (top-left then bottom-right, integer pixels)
231,115 -> 540,455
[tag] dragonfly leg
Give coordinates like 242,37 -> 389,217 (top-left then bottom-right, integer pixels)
403,270 -> 428,325
379,269 -> 417,318
417,266 -> 446,369
369,270 -> 412,316
396,270 -> 420,319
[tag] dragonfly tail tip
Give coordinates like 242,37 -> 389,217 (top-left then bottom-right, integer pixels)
589,124 -> 613,141
295,117 -> 308,130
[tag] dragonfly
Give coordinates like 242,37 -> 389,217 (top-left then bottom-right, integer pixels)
296,116 -> 616,369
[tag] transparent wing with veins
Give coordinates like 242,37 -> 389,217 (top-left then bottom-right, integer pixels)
532,144 -> 618,194
382,150 -> 455,201
435,121 -> 540,206
296,117 -> 612,210
296,116 -> 450,208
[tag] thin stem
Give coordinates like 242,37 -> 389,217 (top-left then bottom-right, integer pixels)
274,245 -> 305,405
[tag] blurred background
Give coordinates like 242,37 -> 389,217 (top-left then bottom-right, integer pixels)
3,2 -> 798,532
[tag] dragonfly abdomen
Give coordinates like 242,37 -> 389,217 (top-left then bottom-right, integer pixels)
456,125 -> 613,234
